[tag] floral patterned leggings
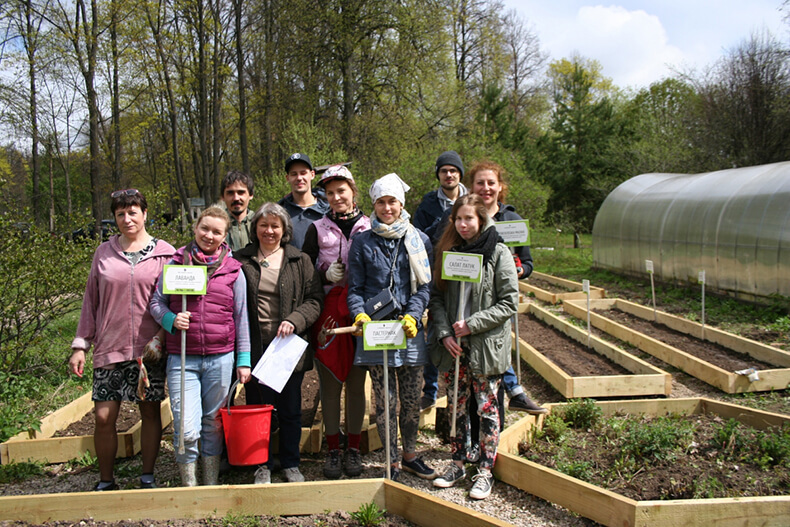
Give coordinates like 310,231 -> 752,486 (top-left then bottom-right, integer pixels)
368,364 -> 422,460
443,355 -> 501,470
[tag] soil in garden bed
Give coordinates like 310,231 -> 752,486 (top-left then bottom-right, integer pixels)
53,402 -> 140,437
517,312 -> 632,377
599,308 -> 777,371
526,277 -> 575,294
520,411 -> 790,501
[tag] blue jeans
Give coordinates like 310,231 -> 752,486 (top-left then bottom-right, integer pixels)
503,366 -> 523,396
422,363 -> 439,400
167,352 -> 234,464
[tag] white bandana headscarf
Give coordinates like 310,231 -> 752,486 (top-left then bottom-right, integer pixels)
369,173 -> 410,206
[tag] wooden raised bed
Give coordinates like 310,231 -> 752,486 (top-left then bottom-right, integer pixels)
496,398 -> 790,527
520,271 -> 606,304
0,479 -> 509,526
516,303 -> 671,398
0,393 -> 174,465
563,298 -> 790,393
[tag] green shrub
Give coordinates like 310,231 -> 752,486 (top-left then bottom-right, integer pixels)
539,413 -> 569,442
619,415 -> 693,463
558,399 -> 602,430
556,458 -> 594,481
756,425 -> 790,468
0,461 -> 43,483
350,502 -> 387,527
711,418 -> 746,457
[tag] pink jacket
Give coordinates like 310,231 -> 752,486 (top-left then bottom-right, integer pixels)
72,236 -> 175,368
314,215 -> 370,293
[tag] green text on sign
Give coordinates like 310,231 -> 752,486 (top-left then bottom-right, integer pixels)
495,220 -> 530,247
162,265 -> 208,295
441,252 -> 483,283
363,321 -> 407,350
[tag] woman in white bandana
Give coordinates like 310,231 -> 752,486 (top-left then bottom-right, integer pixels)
346,173 -> 436,482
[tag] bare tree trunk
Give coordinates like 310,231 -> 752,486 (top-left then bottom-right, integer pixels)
233,0 -> 249,174
110,0 -> 121,188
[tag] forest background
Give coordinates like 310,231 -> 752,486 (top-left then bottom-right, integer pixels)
1,0 -> 790,438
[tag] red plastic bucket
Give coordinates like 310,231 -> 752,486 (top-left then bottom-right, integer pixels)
220,402 -> 273,466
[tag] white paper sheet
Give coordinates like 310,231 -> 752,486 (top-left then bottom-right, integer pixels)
251,334 -> 308,393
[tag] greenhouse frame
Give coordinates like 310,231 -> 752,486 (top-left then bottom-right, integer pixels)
592,161 -> 790,300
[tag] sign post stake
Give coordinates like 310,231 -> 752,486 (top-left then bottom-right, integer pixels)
583,280 -> 591,347
646,260 -> 657,321
362,320 -> 406,480
162,264 -> 207,456
699,270 -> 706,339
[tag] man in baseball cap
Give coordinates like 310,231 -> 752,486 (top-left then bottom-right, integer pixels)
278,153 -> 330,249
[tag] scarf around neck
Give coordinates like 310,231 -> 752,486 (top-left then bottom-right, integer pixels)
370,210 -> 431,294
454,225 -> 501,266
183,240 -> 228,278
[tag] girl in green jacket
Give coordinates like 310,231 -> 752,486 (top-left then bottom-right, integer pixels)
428,194 -> 519,500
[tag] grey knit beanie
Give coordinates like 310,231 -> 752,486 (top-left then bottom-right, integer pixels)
434,151 -> 464,180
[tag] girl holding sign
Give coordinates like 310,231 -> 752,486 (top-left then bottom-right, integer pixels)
347,173 -> 436,482
149,206 -> 251,487
428,194 -> 519,500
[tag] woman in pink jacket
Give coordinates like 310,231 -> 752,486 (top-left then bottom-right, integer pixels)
70,189 -> 175,491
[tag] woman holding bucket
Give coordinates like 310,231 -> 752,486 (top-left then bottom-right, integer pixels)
149,206 -> 251,487
428,194 -> 518,500
346,173 -> 435,482
302,165 -> 370,479
234,202 -> 323,484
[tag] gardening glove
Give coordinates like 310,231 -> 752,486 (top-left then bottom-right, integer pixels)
136,357 -> 150,401
353,313 -> 371,336
401,314 -> 418,338
325,261 -> 346,283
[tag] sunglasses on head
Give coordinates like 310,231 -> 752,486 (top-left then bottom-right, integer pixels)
110,189 -> 140,198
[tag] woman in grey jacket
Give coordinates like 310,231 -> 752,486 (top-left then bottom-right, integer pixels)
428,194 -> 518,500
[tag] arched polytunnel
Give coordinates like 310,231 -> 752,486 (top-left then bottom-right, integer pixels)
592,161 -> 790,300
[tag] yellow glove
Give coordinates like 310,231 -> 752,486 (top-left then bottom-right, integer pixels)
353,313 -> 371,335
401,314 -> 418,338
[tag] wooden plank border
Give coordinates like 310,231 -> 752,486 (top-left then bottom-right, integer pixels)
0,479 -> 508,526
516,303 -> 671,398
519,271 -> 606,304
496,397 -> 790,527
1,398 -> 174,465
562,299 -> 790,393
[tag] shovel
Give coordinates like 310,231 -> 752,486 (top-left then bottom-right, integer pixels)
316,315 -> 358,349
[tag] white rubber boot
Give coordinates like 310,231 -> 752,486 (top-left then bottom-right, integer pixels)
202,455 -> 221,486
178,461 -> 198,487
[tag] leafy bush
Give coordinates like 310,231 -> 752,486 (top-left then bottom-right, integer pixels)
556,458 -> 594,481
711,418 -> 746,456
0,213 -> 93,375
350,502 -> 387,527
619,415 -> 694,463
0,461 -> 43,483
538,413 -> 569,442
557,398 -> 602,429
756,425 -> 790,468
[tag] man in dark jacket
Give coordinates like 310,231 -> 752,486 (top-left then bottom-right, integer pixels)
413,151 -> 468,242
278,153 -> 330,249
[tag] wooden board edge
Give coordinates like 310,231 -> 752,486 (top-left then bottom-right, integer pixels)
384,480 -> 512,527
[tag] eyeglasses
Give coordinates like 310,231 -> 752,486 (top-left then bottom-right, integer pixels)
110,189 -> 140,198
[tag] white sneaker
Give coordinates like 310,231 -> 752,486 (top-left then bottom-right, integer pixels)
254,466 -> 271,484
469,469 -> 494,500
283,467 -> 305,482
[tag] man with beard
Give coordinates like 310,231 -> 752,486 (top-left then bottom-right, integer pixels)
221,170 -> 255,251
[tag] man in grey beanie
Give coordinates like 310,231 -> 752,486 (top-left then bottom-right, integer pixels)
413,151 -> 468,242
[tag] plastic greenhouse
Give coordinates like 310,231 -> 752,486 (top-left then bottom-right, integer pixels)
592,161 -> 790,300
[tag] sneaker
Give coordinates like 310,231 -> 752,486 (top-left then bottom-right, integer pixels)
508,393 -> 548,415
93,480 -> 118,491
283,467 -> 305,482
139,474 -> 157,489
254,466 -> 271,484
344,448 -> 363,477
384,467 -> 400,482
323,449 -> 342,479
402,456 -> 436,480
432,463 -> 465,488
420,395 -> 436,411
466,443 -> 481,464
469,469 -> 494,499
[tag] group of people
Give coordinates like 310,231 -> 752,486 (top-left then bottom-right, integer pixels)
69,150 -> 546,501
